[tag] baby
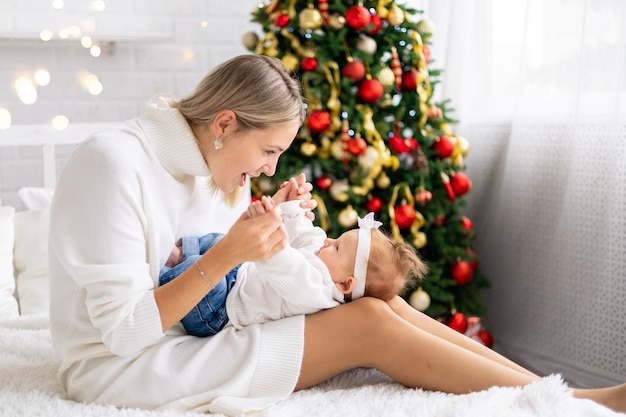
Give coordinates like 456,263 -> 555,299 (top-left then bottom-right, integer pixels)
160,196 -> 427,335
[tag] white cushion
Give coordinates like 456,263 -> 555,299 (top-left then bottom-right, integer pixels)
13,208 -> 50,315
17,186 -> 55,210
0,206 -> 19,318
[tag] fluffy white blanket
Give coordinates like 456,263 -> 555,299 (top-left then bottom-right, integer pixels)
1,314 -> 623,417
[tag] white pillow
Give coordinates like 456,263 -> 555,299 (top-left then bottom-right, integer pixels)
0,206 -> 19,318
17,187 -> 55,210
13,208 -> 50,315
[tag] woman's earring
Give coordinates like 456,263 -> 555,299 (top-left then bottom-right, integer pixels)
214,138 -> 223,150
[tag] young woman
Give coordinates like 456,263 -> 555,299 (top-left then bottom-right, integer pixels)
48,54 -> 626,416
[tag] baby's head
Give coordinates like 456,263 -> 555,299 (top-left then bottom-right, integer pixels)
318,214 -> 427,301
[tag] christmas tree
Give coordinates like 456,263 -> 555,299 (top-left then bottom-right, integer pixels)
242,0 -> 492,344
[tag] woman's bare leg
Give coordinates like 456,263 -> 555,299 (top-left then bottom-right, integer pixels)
296,297 -> 626,414
386,296 -> 539,378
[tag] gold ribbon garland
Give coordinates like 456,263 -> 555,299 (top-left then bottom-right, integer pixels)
322,61 -> 342,132
312,193 -> 330,231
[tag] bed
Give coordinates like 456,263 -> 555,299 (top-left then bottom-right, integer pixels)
0,124 -> 623,417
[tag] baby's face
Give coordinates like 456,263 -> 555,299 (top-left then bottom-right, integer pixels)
317,229 -> 358,282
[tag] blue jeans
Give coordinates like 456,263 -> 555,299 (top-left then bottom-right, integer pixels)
159,233 -> 240,337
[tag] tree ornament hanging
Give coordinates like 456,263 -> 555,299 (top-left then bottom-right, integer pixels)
241,31 -> 259,50
440,172 -> 456,202
318,0 -> 329,24
342,60 -> 366,81
329,180 -> 350,202
477,329 -> 494,348
356,36 -> 377,54
390,46 -> 402,89
416,18 -> 436,38
281,53 -> 299,72
456,135 -> 470,156
338,205 -> 359,227
448,311 -> 468,333
274,13 -> 290,28
299,4 -> 324,31
348,135 -> 368,156
410,146 -> 429,171
427,104 -> 442,120
365,196 -> 383,213
394,202 -> 416,229
409,287 -> 430,311
376,172 -> 390,188
307,110 -> 331,133
358,78 -> 384,103
300,141 -> 317,156
450,171 -> 472,196
415,186 -> 432,206
460,215 -> 474,235
451,260 -> 474,285
345,5 -> 371,30
432,135 -> 455,158
386,3 -> 405,26
301,56 -> 318,71
316,175 -> 333,190
328,13 -> 345,29
389,135 -> 418,154
466,248 -> 480,271
376,67 -> 395,87
367,13 -> 383,34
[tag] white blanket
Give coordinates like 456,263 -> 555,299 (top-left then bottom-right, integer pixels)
1,314 -> 623,417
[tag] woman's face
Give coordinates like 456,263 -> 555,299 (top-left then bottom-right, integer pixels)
210,119 -> 301,194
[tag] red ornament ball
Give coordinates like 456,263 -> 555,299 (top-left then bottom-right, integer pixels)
389,135 -> 418,154
274,13 -> 290,28
451,260 -> 474,285
348,137 -> 367,156
432,135 -> 455,158
401,68 -> 418,91
448,312 -> 468,333
316,175 -> 332,190
307,110 -> 331,133
358,79 -> 384,103
394,203 -> 416,229
460,215 -> 474,234
477,329 -> 494,348
342,60 -> 366,81
367,13 -> 383,34
466,248 -> 480,271
451,172 -> 472,196
345,5 -> 371,30
301,57 -> 318,72
365,196 -> 383,213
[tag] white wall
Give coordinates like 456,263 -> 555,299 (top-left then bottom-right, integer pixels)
0,0 -> 260,208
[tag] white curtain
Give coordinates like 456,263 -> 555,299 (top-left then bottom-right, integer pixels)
429,0 -> 626,387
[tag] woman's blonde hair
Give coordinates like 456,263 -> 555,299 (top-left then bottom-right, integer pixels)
365,230 -> 428,301
174,54 -> 305,204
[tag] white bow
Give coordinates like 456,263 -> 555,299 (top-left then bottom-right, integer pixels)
352,212 -> 382,300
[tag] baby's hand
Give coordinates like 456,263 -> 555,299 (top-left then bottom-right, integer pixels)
165,242 -> 183,267
247,195 -> 275,218
272,173 -> 317,220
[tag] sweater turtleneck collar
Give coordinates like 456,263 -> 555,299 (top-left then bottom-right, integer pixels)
137,95 -> 211,179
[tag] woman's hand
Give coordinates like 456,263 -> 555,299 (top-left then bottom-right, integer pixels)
272,173 -> 318,220
219,205 -> 288,264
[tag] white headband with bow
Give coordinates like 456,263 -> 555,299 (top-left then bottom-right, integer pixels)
352,212 -> 382,300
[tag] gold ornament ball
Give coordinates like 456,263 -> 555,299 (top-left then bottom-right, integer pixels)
299,8 -> 324,31
456,135 -> 470,156
387,4 -> 405,26
358,146 -> 379,171
338,206 -> 359,227
376,172 -> 391,189
300,141 -> 317,156
356,36 -> 377,55
409,288 -> 430,311
241,31 -> 258,50
328,13 -> 346,30
257,178 -> 274,193
330,139 -> 346,161
282,53 -> 299,72
377,67 -> 395,87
